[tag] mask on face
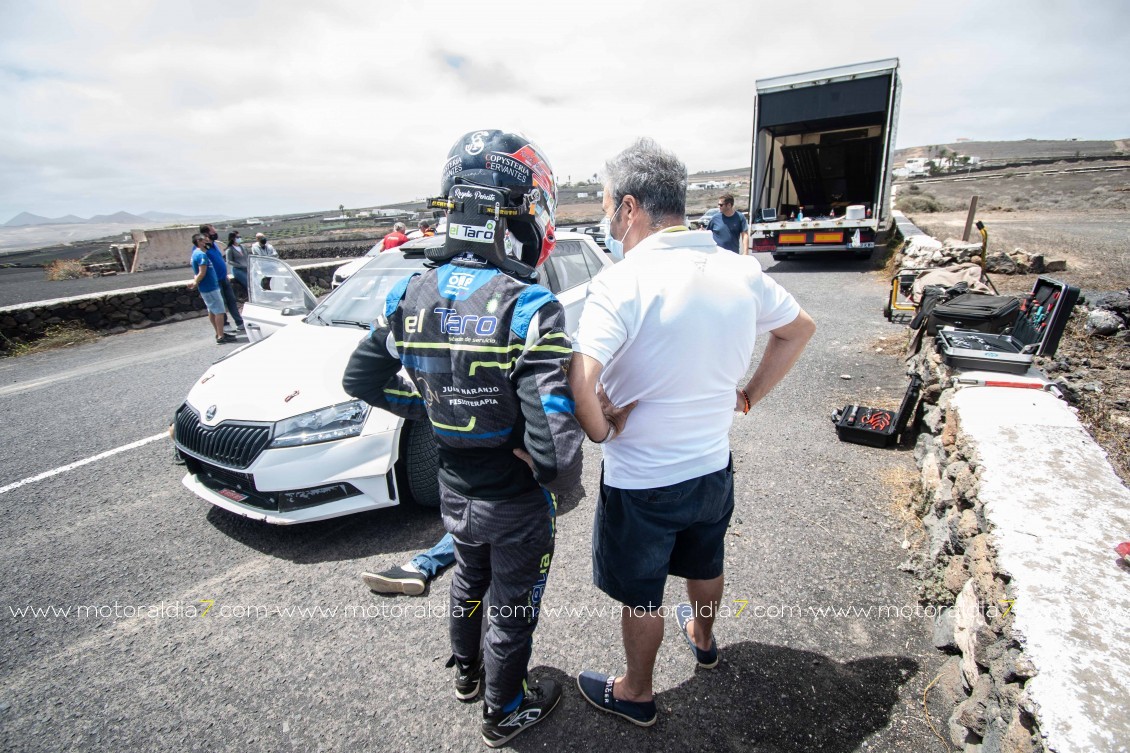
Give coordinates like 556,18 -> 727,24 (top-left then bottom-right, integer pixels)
208,230 -> 218,241
605,202 -> 631,262
234,237 -> 241,245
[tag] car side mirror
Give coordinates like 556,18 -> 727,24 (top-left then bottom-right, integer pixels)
281,306 -> 308,316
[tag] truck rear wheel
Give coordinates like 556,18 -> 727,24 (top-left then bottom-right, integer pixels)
771,252 -> 792,261
399,420 -> 440,508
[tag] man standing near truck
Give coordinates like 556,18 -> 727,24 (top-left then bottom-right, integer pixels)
708,193 -> 749,254
570,138 -> 814,727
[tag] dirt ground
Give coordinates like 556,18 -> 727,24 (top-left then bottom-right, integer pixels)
901,165 -> 1130,485
911,208 -> 1130,293
900,160 -> 1130,283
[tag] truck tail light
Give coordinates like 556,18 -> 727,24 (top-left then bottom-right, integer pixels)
752,235 -> 777,251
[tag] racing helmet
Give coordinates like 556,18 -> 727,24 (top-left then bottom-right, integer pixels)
428,130 -> 557,277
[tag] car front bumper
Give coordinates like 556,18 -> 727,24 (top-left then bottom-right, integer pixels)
176,427 -> 402,524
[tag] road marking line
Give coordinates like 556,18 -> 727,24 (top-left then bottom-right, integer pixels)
0,432 -> 168,496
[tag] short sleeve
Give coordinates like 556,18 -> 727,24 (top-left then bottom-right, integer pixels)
741,214 -> 750,233
753,273 -> 801,334
573,271 -> 631,366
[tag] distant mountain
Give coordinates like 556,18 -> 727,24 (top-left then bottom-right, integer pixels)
3,209 -> 223,227
86,211 -> 150,224
5,212 -> 55,227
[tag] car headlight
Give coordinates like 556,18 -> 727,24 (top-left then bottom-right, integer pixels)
270,400 -> 370,448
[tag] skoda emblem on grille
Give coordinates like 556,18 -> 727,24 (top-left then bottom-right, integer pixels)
206,405 -> 217,421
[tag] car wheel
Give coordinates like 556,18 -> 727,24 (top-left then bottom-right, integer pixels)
401,420 -> 440,508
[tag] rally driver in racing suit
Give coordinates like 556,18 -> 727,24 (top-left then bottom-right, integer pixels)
342,130 -> 583,748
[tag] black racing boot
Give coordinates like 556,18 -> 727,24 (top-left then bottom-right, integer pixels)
480,679 -> 561,748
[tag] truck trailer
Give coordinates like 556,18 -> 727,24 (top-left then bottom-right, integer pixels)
747,58 -> 901,260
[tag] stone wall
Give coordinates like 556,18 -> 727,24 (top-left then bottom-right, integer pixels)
905,347 -> 1045,753
0,262 -> 341,351
897,234 -> 1066,276
893,217 -> 1130,752
131,227 -> 198,271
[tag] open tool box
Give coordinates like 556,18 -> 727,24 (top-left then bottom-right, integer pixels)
832,375 -> 922,448
936,276 -> 1080,375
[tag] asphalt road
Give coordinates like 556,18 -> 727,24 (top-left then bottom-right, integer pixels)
0,258 -> 350,308
0,253 -> 949,753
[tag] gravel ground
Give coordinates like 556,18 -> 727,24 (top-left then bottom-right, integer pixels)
0,257 -> 949,752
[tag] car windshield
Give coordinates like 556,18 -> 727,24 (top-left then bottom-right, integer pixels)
310,252 -> 428,328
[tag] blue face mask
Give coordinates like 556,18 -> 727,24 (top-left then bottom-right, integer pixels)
605,202 -> 632,262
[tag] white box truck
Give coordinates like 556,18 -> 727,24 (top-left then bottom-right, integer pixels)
747,58 -> 901,260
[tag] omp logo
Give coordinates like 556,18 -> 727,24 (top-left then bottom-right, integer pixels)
447,272 -> 476,290
465,130 -> 489,155
450,221 -> 495,244
434,308 -> 498,336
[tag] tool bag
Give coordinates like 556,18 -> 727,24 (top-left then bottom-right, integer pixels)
831,376 -> 923,448
919,290 -> 1020,336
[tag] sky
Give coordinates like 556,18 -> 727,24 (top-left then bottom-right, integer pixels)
1,0 -> 1127,221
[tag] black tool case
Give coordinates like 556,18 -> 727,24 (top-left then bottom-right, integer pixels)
936,276 -> 1080,375
927,293 -> 1020,335
832,376 -> 922,448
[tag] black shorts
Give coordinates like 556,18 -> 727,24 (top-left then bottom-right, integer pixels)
592,457 -> 734,610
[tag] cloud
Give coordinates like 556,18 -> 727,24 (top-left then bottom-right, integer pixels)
1,0 -> 1127,220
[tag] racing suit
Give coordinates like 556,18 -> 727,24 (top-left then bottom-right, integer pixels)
342,254 -> 583,710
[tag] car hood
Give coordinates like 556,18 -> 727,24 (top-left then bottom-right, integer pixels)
335,256 -> 371,280
185,321 -> 400,433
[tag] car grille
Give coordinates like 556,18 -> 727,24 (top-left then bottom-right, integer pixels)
183,455 -> 278,511
175,403 -> 272,470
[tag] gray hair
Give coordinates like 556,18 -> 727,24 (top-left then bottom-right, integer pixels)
601,137 -> 687,226
393,222 -> 406,232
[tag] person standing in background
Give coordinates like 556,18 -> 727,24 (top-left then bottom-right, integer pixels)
199,224 -> 245,334
707,193 -> 750,255
251,232 -> 278,257
187,233 -> 236,344
380,222 -> 410,252
226,231 -> 249,293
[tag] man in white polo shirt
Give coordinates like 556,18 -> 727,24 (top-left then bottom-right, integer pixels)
570,138 -> 815,727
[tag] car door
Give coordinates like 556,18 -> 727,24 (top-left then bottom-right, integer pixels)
543,237 -> 610,334
242,255 -> 319,342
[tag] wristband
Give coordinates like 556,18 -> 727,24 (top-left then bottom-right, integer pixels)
597,423 -> 616,443
740,389 -> 751,415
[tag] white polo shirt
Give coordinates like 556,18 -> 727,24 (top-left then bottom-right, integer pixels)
573,229 -> 801,489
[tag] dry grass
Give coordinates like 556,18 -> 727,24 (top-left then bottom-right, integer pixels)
44,258 -> 88,281
1,323 -> 100,357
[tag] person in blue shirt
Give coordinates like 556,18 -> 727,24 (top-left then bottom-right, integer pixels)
707,193 -> 750,254
187,233 -> 235,344
199,224 -> 245,333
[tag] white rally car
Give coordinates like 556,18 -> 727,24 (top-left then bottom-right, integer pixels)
174,232 -> 610,524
